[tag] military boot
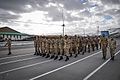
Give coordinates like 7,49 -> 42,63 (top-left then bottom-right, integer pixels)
65,56 -> 69,61
54,55 -> 58,60
8,52 -> 12,55
59,56 -> 63,61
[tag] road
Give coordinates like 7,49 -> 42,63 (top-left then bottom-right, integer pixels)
0,39 -> 120,80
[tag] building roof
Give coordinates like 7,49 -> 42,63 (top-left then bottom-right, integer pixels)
0,27 -> 20,33
0,27 -> 29,36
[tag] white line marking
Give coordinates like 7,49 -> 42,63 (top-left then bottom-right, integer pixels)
0,56 -> 40,66
29,51 -> 101,80
0,53 -> 33,60
83,50 -> 120,80
0,60 -> 52,75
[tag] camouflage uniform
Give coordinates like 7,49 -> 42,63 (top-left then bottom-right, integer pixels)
91,38 -> 95,51
34,36 -> 38,55
45,38 -> 51,58
5,38 -> 12,55
95,37 -> 99,50
81,38 -> 87,55
54,39 -> 60,60
64,35 -> 70,61
41,37 -> 46,57
100,36 -> 108,59
108,38 -> 116,60
59,36 -> 64,60
50,39 -> 55,59
87,38 -> 91,53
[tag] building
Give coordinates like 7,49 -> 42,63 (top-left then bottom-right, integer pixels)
0,27 -> 32,41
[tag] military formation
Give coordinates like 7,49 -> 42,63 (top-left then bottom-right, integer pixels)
3,35 -> 116,61
33,35 -> 103,61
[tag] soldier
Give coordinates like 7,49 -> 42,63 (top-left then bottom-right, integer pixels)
100,35 -> 108,59
98,36 -> 101,49
81,37 -> 86,55
33,36 -> 38,55
108,38 -> 116,60
59,35 -> 64,60
41,36 -> 46,57
5,38 -> 12,55
37,36 -> 41,55
45,37 -> 51,58
69,37 -> 73,57
94,36 -> 99,50
74,35 -> 78,58
64,35 -> 70,61
87,37 -> 91,53
50,38 -> 55,59
54,38 -> 59,60
91,37 -> 95,51
38,36 -> 42,56
78,37 -> 82,54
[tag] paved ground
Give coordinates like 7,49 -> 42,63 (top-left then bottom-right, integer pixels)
0,39 -> 120,80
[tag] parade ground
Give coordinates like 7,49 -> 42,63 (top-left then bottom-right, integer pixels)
0,38 -> 120,80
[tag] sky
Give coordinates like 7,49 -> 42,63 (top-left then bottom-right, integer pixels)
0,0 -> 120,35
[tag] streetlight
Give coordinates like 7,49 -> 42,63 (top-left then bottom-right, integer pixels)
61,8 -> 65,36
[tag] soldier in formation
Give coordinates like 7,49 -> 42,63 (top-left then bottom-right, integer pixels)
108,38 -> 116,60
4,38 -> 12,55
100,35 -> 108,60
33,35 -> 101,61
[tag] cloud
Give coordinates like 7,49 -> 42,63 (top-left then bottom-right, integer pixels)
101,0 -> 120,5
0,0 -> 120,35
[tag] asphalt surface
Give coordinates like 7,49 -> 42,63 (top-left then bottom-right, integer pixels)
0,39 -> 120,80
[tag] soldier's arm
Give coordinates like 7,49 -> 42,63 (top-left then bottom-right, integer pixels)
4,42 -> 8,47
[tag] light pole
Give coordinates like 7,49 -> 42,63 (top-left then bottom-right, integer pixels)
61,8 -> 65,36
97,26 -> 99,35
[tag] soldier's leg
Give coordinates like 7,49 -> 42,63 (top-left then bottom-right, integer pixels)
34,46 -> 37,55
42,47 -> 46,57
8,47 -> 12,55
46,48 -> 50,58
110,48 -> 115,60
36,47 -> 40,55
54,48 -> 59,60
88,45 -> 90,53
102,48 -> 106,59
58,48 -> 60,55
50,48 -> 55,59
99,43 -> 101,49
65,48 -> 69,61
92,44 -> 94,51
78,46 -> 82,54
39,47 -> 42,56
85,45 -> 87,52
82,45 -> 85,55
59,48 -> 64,60
69,48 -> 72,57
74,47 -> 78,58
96,44 -> 98,50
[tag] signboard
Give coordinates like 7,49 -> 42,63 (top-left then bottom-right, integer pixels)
101,31 -> 109,37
